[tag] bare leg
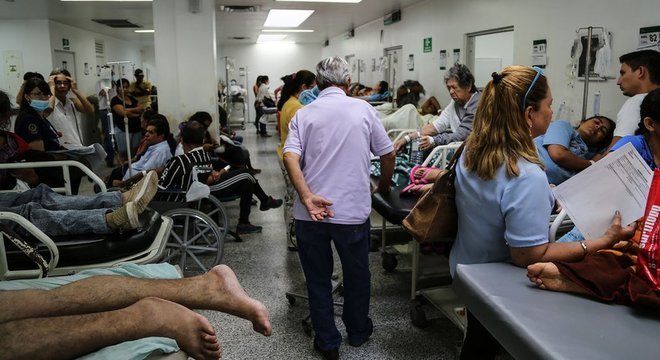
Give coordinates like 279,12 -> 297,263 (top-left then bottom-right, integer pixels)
0,265 -> 271,336
0,297 -> 221,360
527,262 -> 591,295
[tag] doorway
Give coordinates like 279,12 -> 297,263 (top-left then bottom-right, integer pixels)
383,46 -> 403,101
53,50 -> 77,79
466,26 -> 514,89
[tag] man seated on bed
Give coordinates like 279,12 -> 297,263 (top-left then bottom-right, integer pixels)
0,170 -> 159,236
0,264 -> 272,360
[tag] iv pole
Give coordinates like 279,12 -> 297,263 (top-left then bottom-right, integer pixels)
106,60 -> 135,179
578,26 -> 604,120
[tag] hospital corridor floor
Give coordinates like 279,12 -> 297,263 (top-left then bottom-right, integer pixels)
83,125 -> 468,359
196,127 -> 469,360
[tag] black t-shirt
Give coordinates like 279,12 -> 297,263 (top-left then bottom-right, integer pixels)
14,113 -> 63,152
111,95 -> 142,133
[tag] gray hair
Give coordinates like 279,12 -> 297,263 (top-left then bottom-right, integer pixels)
443,63 -> 477,92
316,56 -> 350,90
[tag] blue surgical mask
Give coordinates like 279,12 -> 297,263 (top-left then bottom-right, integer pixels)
29,99 -> 50,113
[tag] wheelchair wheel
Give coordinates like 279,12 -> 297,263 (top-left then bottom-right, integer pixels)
193,195 -> 229,241
162,208 -> 224,276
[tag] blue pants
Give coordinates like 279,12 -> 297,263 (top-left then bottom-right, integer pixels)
295,219 -> 372,350
0,184 -> 122,236
99,112 -> 115,163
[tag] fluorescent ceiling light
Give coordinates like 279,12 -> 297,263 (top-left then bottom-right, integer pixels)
134,29 -> 154,33
275,0 -> 361,3
262,29 -> 313,33
257,34 -> 289,43
264,9 -> 314,28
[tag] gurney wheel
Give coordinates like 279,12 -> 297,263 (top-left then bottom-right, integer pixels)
286,294 -> 296,306
382,253 -> 398,272
162,208 -> 224,276
410,302 -> 429,328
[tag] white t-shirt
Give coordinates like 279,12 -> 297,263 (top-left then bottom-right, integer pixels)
614,93 -> 647,137
47,97 -> 82,146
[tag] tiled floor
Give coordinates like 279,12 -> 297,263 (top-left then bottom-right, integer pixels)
188,123 -> 465,359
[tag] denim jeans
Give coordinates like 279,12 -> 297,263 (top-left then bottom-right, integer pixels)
295,219 -> 372,350
0,184 -> 122,236
557,226 -> 585,243
99,112 -> 115,163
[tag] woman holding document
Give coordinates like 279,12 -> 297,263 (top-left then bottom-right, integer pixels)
450,66 -> 637,360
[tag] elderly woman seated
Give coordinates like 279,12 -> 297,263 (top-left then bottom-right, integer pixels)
392,64 -> 481,153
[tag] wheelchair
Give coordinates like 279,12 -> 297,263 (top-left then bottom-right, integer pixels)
149,166 -> 230,276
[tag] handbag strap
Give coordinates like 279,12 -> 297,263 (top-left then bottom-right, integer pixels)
446,143 -> 466,178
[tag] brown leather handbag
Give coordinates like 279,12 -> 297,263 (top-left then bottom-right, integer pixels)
402,143 -> 464,243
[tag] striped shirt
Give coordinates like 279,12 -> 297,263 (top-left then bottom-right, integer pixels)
157,147 -> 212,202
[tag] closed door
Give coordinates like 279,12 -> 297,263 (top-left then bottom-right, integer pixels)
384,46 -> 402,101
53,50 -> 77,79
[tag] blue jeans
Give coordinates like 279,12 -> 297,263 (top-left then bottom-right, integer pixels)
0,184 -> 122,236
557,226 -> 585,243
113,126 -> 142,156
295,219 -> 372,350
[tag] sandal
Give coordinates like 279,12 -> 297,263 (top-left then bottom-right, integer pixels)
411,165 -> 435,185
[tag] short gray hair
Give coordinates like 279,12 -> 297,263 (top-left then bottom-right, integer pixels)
443,63 -> 477,92
316,56 -> 350,90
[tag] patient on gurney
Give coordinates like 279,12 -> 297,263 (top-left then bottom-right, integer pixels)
0,171 -> 158,236
0,263 -> 272,360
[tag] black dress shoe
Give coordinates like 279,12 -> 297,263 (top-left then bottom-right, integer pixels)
314,342 -> 339,360
348,317 -> 373,347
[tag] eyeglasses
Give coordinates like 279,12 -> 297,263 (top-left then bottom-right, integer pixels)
521,66 -> 545,110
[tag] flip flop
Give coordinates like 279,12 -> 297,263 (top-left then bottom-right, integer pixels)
413,166 -> 436,184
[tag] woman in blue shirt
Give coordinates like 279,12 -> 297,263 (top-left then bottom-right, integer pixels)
452,66 -> 636,359
535,116 -> 615,184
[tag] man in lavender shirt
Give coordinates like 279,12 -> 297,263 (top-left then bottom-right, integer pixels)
284,56 -> 395,359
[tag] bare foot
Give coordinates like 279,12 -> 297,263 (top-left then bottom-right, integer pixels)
526,262 -> 590,296
203,265 -> 272,336
133,297 -> 221,360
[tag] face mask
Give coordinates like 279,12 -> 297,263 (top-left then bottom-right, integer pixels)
29,99 -> 50,113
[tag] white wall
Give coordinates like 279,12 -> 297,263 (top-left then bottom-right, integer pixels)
323,0 -> 660,124
48,21 -> 143,97
219,43 -> 322,123
0,20 -> 52,102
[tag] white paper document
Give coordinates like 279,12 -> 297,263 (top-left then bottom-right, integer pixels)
553,142 -> 653,239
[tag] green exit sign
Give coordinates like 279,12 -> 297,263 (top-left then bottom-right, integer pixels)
423,37 -> 432,53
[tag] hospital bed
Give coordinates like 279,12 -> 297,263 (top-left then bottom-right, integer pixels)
453,262 -> 660,359
0,160 -> 226,279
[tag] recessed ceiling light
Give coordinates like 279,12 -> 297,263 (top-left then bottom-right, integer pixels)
275,0 -> 361,3
262,29 -> 313,33
264,9 -> 314,28
134,29 -> 154,33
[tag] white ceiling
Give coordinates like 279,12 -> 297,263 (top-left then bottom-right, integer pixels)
0,0 -> 425,46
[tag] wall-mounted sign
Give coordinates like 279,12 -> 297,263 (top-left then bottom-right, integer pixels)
639,25 -> 660,51
439,50 -> 447,70
532,39 -> 547,68
62,38 -> 70,51
453,49 -> 461,64
423,37 -> 432,53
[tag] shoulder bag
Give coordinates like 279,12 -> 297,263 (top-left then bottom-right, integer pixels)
402,143 -> 465,243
